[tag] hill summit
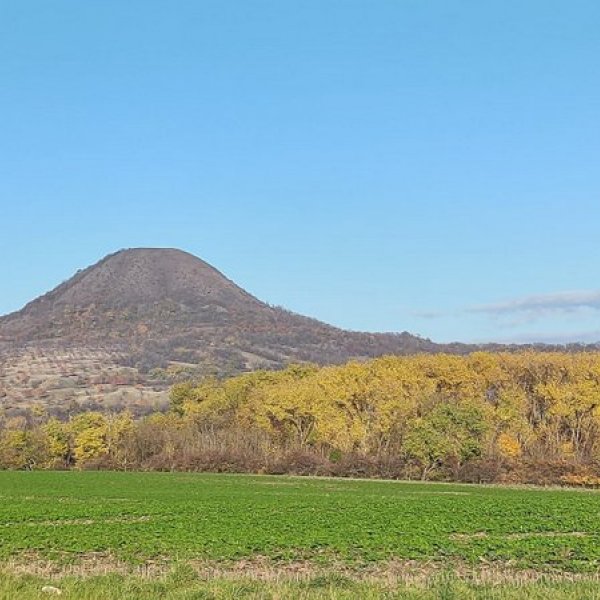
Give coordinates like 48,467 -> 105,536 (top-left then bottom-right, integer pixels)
0,248 -> 265,344
17,248 -> 262,312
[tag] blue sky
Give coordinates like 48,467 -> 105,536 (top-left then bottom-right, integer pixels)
1,1 -> 599,344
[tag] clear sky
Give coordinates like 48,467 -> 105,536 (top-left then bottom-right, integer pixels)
1,1 -> 599,344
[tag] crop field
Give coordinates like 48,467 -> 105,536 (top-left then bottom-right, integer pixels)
1,472 -> 600,598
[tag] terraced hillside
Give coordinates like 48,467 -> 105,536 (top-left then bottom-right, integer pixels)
0,347 -> 169,418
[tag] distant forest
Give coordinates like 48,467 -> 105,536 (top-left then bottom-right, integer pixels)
2,351 -> 600,486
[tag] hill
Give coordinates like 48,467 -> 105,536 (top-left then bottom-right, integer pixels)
0,247 -> 454,366
0,248 -> 462,416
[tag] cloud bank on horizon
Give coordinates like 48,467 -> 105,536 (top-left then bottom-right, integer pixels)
470,290 -> 600,317
412,290 -> 600,345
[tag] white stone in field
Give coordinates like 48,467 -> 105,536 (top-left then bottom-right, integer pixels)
41,586 -> 62,595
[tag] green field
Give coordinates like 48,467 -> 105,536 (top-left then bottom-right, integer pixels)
1,472 -> 600,598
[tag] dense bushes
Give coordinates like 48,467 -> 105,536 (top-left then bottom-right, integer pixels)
3,351 -> 600,486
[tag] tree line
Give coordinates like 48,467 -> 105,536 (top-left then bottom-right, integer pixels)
2,351 -> 600,485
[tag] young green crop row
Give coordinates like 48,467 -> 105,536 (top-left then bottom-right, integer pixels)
1,472 -> 600,573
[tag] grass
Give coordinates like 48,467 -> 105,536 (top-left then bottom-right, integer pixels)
1,472 -> 600,597
2,569 -> 600,599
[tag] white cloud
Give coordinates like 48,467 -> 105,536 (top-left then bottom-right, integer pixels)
469,290 -> 600,317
